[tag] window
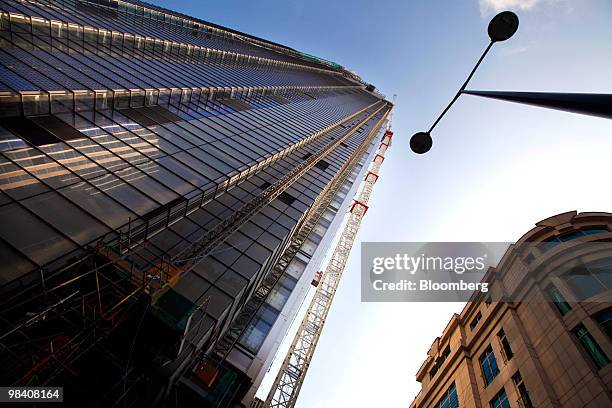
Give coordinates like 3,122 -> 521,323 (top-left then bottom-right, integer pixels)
314,159 -> 330,171
489,388 -> 510,408
285,257 -> 307,280
547,285 -> 572,315
574,324 -> 609,369
219,98 -> 251,112
480,346 -> 500,386
429,346 -> 451,379
267,283 -> 291,311
563,257 -> 612,301
0,125 -> 28,151
0,116 -> 58,146
593,307 -> 612,340
497,329 -> 514,362
278,191 -> 296,206
436,383 -> 458,408
512,371 -> 533,408
240,304 -> 279,354
470,311 -> 482,331
538,227 -> 609,252
300,237 -> 318,257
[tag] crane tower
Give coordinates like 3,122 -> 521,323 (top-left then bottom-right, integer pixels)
262,112 -> 394,408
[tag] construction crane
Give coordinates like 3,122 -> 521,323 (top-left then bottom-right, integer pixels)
262,104 -> 395,408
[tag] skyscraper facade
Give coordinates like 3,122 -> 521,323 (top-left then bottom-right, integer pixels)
410,211 -> 612,408
0,1 -> 392,406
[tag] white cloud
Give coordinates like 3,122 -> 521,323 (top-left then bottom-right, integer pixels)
498,44 -> 529,55
479,0 -> 542,15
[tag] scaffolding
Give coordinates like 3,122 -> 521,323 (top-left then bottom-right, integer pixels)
263,121 -> 394,408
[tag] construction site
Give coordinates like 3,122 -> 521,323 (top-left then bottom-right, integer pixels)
0,1 -> 393,406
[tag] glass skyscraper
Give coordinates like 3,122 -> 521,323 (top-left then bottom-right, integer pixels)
0,1 -> 391,406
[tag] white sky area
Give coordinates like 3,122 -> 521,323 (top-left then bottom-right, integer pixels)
254,1 -> 612,407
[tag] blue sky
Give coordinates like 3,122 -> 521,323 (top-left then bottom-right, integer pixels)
151,1 -> 612,406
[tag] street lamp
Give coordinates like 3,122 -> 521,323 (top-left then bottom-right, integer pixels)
411,11 -> 519,154
411,10 -> 612,154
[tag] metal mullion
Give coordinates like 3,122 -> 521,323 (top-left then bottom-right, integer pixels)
123,38 -> 206,89
224,106 -> 305,139
0,174 -> 86,253
12,31 -> 123,91
95,108 -> 224,187
204,64 -> 254,89
226,110 -> 279,138
16,0 -> 170,91
113,8 -> 174,40
48,0 -> 346,78
0,148 -> 137,232
0,85 -> 114,202
254,121 -> 298,147
193,63 -> 231,89
113,30 -> 221,88
214,65 -> 271,95
236,64 -> 285,88
146,104 -> 230,147
1,0 -> 58,23
249,97 -> 314,126
238,129 -> 280,160
146,96 -> 235,145
116,107 -> 239,182
215,65 -> 259,88
216,111 -> 251,133
111,7 -> 208,53
224,134 -> 271,161
204,141 -> 251,171
91,107 -> 206,174
68,110 -> 202,205
189,109 -> 237,139
245,95 -> 273,109
0,234 -> 42,272
249,126 -> 290,153
57,30 -> 163,91
160,105 -> 226,141
101,1 -> 331,74
34,0 -> 102,29
251,99 -> 360,156
0,61 -> 141,228
36,0 -> 129,36
34,131 -> 161,223
253,95 -> 336,133
0,47 -> 71,96
97,6 -> 171,41
83,39 -> 168,89
144,42 -> 227,88
238,97 -> 308,126
238,65 -> 278,89
49,143 -> 163,213
207,112 -> 248,136
265,112 -> 319,144
212,137 -> 259,166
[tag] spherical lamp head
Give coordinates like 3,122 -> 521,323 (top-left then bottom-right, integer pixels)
410,132 -> 433,154
488,11 -> 519,42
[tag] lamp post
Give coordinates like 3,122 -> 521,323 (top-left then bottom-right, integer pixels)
411,10 -> 612,154
410,11 -> 519,154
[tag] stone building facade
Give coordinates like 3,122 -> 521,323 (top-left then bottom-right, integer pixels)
410,211 -> 612,408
